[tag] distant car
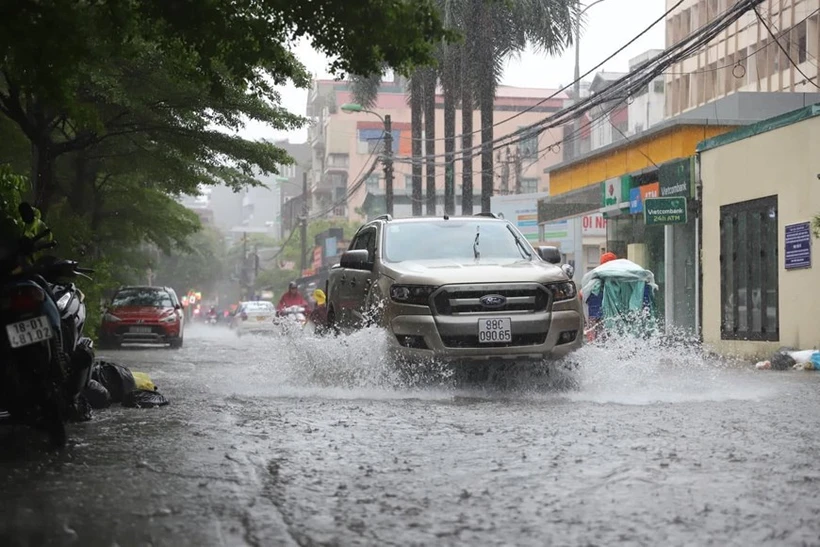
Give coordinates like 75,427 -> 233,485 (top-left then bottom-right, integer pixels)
99,286 -> 185,348
230,301 -> 276,336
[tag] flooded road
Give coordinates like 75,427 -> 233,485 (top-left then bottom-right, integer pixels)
2,325 -> 819,546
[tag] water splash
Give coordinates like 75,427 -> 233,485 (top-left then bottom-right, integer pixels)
561,329 -> 775,405
177,324 -> 775,405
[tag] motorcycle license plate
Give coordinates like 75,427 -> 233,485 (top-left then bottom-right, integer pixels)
6,316 -> 54,348
478,317 -> 512,343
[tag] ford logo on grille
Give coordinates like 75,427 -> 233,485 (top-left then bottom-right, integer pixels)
479,294 -> 507,308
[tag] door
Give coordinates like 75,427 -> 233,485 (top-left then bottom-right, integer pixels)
347,227 -> 377,325
335,228 -> 374,324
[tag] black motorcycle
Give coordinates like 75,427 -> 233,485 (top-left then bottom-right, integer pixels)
0,227 -> 95,447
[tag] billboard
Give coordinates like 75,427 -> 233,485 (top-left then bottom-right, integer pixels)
491,193 -> 549,243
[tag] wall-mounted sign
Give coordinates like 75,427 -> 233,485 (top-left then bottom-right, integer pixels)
785,222 -> 812,270
601,176 -> 632,208
629,182 -> 661,214
658,157 -> 695,198
644,197 -> 688,225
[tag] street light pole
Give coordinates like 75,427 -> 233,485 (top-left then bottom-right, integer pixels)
383,114 -> 394,216
340,103 -> 394,216
299,172 -> 308,275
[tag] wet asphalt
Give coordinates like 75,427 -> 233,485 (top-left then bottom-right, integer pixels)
1,324 -> 819,547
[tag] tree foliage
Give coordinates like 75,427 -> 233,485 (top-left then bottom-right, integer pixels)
0,0 -> 452,336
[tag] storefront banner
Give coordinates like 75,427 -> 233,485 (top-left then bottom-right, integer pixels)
581,213 -> 607,236
659,157 -> 694,198
601,176 -> 632,208
629,182 -> 660,214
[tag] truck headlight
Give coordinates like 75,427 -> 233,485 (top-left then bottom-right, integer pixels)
389,285 -> 437,306
546,281 -> 577,302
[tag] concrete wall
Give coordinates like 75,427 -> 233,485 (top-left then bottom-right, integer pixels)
700,114 -> 820,358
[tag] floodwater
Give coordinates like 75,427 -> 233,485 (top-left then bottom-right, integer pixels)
1,324 -> 819,546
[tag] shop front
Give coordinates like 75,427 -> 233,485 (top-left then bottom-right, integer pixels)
596,158 -> 698,335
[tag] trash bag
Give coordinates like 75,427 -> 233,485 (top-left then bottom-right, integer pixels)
83,379 -> 111,409
132,372 -> 156,392
771,347 -> 798,370
91,360 -> 136,403
122,389 -> 169,409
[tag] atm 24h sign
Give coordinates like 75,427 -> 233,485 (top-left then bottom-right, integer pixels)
643,197 -> 688,225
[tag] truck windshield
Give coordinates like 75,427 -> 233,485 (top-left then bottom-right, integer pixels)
383,221 -> 533,263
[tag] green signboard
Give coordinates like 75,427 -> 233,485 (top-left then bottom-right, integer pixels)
644,197 -> 688,225
658,157 -> 694,198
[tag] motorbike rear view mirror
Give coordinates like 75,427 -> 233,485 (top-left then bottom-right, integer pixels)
537,246 -> 561,264
340,249 -> 373,271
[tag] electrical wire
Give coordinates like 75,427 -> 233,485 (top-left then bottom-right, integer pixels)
389,0 -> 764,164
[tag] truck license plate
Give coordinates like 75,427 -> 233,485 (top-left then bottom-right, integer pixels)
6,316 -> 54,348
478,317 -> 512,343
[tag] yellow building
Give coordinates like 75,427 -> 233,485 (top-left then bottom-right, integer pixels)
697,103 -> 820,358
543,117 -> 741,334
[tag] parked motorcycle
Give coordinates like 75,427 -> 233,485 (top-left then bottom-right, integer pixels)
0,227 -> 95,447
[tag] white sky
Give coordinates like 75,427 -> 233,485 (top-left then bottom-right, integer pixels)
243,0 -> 666,143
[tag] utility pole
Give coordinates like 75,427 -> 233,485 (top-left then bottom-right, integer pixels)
299,172 -> 309,275
573,0 -> 583,161
383,114 -> 394,216
514,149 -> 523,194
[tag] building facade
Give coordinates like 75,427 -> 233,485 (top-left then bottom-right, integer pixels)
302,77 -> 570,222
542,92 -> 820,336
698,103 -> 820,359
665,0 -> 820,116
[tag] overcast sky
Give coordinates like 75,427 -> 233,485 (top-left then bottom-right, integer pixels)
243,0 -> 666,143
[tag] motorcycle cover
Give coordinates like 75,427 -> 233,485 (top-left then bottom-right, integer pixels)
581,258 -> 659,337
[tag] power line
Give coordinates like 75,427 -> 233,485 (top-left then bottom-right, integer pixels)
388,0 -> 763,165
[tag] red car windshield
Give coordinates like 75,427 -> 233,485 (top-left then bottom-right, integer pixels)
112,289 -> 174,308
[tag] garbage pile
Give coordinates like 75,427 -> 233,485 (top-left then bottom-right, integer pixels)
755,348 -> 820,371
84,360 -> 170,409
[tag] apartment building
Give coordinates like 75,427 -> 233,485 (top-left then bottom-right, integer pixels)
666,0 -> 820,116
302,77 -> 569,221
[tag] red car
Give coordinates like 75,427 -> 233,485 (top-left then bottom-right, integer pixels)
99,286 -> 184,348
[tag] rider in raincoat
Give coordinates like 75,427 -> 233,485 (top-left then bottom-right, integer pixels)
582,252 -> 658,341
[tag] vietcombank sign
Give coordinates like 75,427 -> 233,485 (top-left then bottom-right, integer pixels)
643,197 -> 688,225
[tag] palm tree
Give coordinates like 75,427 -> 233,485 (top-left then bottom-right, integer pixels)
466,0 -> 577,212
421,67 -> 437,216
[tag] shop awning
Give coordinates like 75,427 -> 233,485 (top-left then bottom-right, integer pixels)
537,184 -> 601,224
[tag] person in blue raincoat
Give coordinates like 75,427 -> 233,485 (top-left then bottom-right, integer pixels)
583,252 -> 657,340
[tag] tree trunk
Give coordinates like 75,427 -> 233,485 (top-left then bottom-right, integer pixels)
32,139 -> 56,216
479,55 -> 494,213
410,74 -> 423,217
423,68 -> 437,216
443,60 -> 456,216
460,53 -> 474,216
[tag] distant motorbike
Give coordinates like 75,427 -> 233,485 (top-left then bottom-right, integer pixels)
274,305 -> 308,331
206,312 -> 218,325
0,226 -> 95,447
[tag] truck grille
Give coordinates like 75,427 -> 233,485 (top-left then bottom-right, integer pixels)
432,283 -> 550,316
441,332 -> 548,348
